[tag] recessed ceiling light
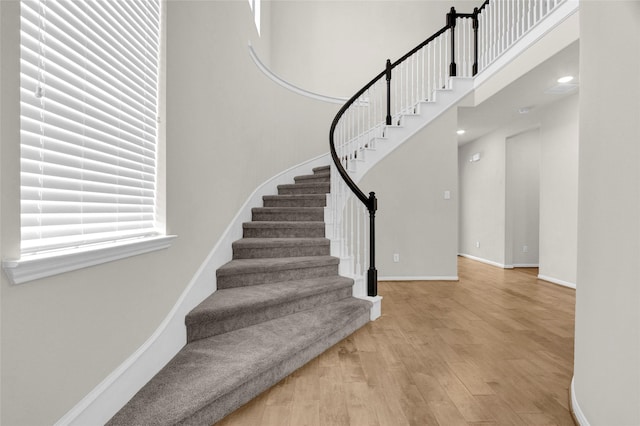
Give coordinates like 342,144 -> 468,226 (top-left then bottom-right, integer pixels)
557,75 -> 574,84
457,129 -> 466,135
518,106 -> 532,114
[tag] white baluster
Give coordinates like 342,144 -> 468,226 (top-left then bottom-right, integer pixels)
393,64 -> 398,123
438,35 -> 443,90
410,55 -> 415,111
406,59 -> 410,112
465,18 -> 469,76
487,3 -> 496,63
426,43 -> 431,100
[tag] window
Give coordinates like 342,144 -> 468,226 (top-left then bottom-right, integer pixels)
5,0 -> 173,284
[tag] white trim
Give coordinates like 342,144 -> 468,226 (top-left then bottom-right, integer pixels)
54,153 -> 331,426
538,274 -> 576,289
458,253 -> 508,269
248,42 -> 348,105
570,377 -> 590,426
379,276 -> 459,281
358,295 -> 382,320
510,263 -> 540,268
2,235 -> 177,285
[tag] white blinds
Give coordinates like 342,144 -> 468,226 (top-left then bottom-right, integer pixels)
20,0 -> 161,255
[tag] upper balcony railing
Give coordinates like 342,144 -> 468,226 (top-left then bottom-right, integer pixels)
329,0 -> 568,297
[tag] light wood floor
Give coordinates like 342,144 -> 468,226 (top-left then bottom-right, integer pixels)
216,257 -> 576,426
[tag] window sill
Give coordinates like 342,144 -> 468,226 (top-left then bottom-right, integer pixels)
2,235 -> 177,285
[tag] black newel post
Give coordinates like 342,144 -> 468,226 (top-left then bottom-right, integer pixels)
472,7 -> 479,75
385,59 -> 392,126
448,7 -> 457,77
367,191 -> 378,297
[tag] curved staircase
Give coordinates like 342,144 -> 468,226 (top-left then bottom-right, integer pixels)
103,1 -> 579,423
108,166 -> 371,425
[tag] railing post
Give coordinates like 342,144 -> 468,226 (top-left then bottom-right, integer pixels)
385,59 -> 392,125
472,7 -> 479,75
367,191 -> 378,297
448,7 -> 457,77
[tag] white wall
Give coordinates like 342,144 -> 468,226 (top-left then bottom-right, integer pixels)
270,0 -> 478,97
360,108 -> 459,279
0,1 -> 340,424
458,113 -> 541,266
573,2 -> 640,425
459,93 -> 578,278
506,128 -> 540,267
459,125 -> 508,265
539,94 -> 578,286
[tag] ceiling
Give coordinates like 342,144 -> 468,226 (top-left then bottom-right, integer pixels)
457,41 -> 580,146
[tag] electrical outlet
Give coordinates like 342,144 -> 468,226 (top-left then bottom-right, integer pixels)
523,245 -> 529,253
393,253 -> 400,263
475,241 -> 480,248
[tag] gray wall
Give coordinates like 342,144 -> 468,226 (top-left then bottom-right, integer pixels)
539,94 -> 578,285
574,1 -> 640,424
458,93 -> 578,284
269,0 -> 478,97
360,109 -> 459,279
506,128 -> 541,267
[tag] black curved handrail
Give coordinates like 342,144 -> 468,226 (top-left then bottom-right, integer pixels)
329,4 -> 487,297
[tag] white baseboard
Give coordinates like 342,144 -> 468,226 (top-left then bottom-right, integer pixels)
55,153 -> 331,426
570,377 -> 590,426
538,274 -> 576,289
458,253 -> 507,269
510,263 -> 539,268
379,276 -> 459,281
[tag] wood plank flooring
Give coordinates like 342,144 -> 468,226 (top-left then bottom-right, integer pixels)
215,257 -> 576,426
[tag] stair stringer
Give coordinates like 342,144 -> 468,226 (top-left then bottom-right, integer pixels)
54,153 -> 333,426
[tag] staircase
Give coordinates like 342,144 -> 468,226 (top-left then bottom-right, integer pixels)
107,166 -> 372,425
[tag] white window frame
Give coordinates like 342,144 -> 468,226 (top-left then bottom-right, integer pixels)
3,0 -> 174,285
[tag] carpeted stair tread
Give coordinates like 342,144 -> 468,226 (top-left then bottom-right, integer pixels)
232,237 -> 329,258
312,165 -> 330,173
216,256 -> 339,288
185,275 -> 354,341
252,206 -> 325,222
107,298 -> 372,426
294,172 -> 330,183
278,182 -> 330,195
217,255 -> 338,277
242,221 -> 325,238
262,194 -> 327,207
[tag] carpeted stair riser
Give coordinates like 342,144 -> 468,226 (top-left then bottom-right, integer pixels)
107,298 -> 371,426
278,182 -> 330,195
232,238 -> 330,259
262,194 -> 327,208
217,263 -> 338,289
243,221 -> 325,238
185,277 -> 354,342
251,207 -> 324,222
